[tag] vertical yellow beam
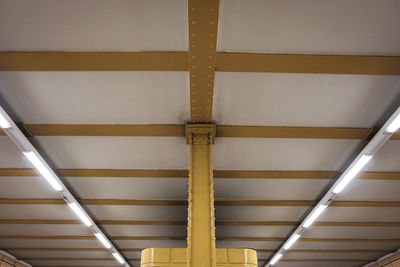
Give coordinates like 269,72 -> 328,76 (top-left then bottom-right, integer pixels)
188,0 -> 220,123
186,124 -> 217,267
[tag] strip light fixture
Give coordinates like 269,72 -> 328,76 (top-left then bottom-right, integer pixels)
67,202 -> 93,226
0,113 -> 11,129
95,233 -> 112,249
113,252 -> 126,264
265,105 -> 400,267
333,155 -> 373,194
386,113 -> 400,133
0,104 -> 130,267
283,234 -> 300,250
23,151 -> 63,191
303,205 -> 327,228
270,253 -> 282,265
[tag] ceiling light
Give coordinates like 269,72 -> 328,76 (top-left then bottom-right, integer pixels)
0,113 -> 11,129
333,155 -> 373,194
23,151 -> 63,191
386,113 -> 400,133
95,233 -> 112,249
112,252 -> 125,264
68,202 -> 92,226
270,253 -> 282,265
283,234 -> 300,250
303,205 -> 327,228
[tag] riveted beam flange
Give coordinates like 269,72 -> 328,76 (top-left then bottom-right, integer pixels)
185,124 -> 216,144
188,0 -> 220,123
186,124 -> 217,267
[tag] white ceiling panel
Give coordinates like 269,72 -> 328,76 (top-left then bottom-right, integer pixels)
302,226 -> 400,239
0,205 -> 74,219
35,136 -> 188,169
319,207 -> 400,222
218,0 -> 400,55
115,240 -> 186,249
215,206 -> 308,221
214,138 -> 361,170
0,177 -> 59,198
214,72 -> 400,127
216,226 -> 292,238
0,224 -> 91,236
0,239 -> 101,248
284,252 -> 383,260
8,250 -> 112,259
0,71 -> 189,124
216,241 -> 280,249
26,260 -> 120,266
215,179 -> 330,200
336,180 -> 400,201
0,0 -> 187,51
0,137 -> 28,168
86,205 -> 187,221
102,225 -> 186,237
365,140 -> 400,172
292,241 -> 400,251
66,178 -> 187,200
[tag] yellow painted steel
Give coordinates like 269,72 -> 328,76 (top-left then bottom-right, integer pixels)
141,248 -> 257,267
186,125 -> 216,267
141,125 -> 257,267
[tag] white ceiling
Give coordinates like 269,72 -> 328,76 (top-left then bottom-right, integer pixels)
0,0 -> 399,267
0,0 -> 188,51
218,0 -> 400,55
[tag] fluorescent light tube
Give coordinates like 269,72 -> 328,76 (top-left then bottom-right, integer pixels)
303,205 -> 327,228
23,151 -> 63,191
112,252 -> 125,264
270,253 -> 282,265
283,234 -> 300,250
387,113 -> 400,133
333,155 -> 373,194
0,113 -> 11,129
68,202 -> 92,226
95,233 -> 112,249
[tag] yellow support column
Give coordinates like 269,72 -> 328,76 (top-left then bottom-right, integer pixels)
140,124 -> 257,267
186,124 -> 217,267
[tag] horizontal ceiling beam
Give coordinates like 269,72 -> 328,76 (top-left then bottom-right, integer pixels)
24,257 -> 116,261
0,52 -> 188,71
2,198 -> 400,207
216,53 -> 400,75
5,247 -> 387,254
25,258 -> 370,262
258,249 -> 388,254
1,219 -> 400,227
1,52 -> 400,75
1,169 -> 399,180
4,247 -> 143,252
264,259 -> 368,263
1,235 -> 399,242
2,124 -> 400,140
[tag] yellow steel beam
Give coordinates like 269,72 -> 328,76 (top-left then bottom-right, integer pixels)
188,0 -> 220,122
4,124 -> 398,140
2,198 -> 400,207
186,124 -> 217,267
216,53 -> 400,75
0,52 -> 188,71
8,249 -> 387,254
1,52 -> 400,75
2,219 -> 400,227
280,259 -> 368,262
1,168 -> 399,180
1,236 -> 399,243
